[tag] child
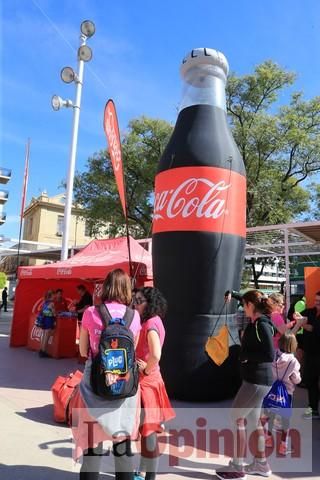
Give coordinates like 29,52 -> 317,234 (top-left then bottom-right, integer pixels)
265,332 -> 301,455
38,290 -> 56,358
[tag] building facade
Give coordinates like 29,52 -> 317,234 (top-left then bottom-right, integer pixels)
22,192 -> 94,265
0,167 -> 11,225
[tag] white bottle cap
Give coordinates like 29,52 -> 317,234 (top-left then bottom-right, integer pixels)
180,48 -> 229,83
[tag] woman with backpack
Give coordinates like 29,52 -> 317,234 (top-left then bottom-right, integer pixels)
216,290 -> 275,480
132,287 -> 175,480
73,269 -> 141,480
264,332 -> 301,456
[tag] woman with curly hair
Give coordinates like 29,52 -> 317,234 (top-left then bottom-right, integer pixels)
133,287 -> 175,480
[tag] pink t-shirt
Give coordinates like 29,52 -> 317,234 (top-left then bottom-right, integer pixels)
271,312 -> 285,349
82,302 -> 141,355
136,315 -> 165,373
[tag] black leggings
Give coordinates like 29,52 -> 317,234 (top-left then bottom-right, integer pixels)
80,439 -> 134,480
305,354 -> 320,412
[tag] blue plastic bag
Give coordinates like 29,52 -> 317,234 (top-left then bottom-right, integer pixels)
263,365 -> 293,418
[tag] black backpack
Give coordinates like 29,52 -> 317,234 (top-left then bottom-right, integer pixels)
90,304 -> 139,400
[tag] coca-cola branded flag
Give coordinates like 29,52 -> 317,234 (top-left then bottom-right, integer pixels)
153,166 -> 246,237
103,100 -> 127,217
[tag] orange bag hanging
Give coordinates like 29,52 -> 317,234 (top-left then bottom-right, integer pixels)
205,301 -> 231,366
205,324 -> 229,366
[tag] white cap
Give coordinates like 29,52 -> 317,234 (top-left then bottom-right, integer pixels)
180,48 -> 229,82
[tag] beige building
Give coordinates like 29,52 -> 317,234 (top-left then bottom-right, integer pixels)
23,192 -> 94,264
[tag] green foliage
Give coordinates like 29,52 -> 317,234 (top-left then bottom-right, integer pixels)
310,183 -> 320,219
227,61 -> 320,228
0,272 -> 7,289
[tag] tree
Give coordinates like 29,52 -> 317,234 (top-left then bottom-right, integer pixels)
0,272 -> 7,289
74,117 -> 173,238
310,183 -> 320,219
226,62 -> 320,227
226,61 -> 320,287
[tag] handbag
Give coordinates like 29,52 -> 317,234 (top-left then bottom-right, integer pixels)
51,370 -> 83,424
205,301 -> 237,366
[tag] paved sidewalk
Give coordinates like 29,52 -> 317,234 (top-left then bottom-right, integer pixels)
0,308 -> 319,479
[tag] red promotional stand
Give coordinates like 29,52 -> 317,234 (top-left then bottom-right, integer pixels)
10,236 -> 153,350
27,313 -> 78,358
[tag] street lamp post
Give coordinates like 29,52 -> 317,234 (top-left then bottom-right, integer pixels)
51,20 -> 95,261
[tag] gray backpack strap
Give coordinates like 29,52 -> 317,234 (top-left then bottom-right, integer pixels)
96,303 -> 113,328
280,359 -> 293,381
122,307 -> 135,329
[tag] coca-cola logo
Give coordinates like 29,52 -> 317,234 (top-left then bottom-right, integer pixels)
20,268 -> 33,277
154,177 -> 230,221
152,166 -> 246,237
32,298 -> 44,314
31,325 -> 42,341
104,109 -> 121,172
57,268 -> 72,276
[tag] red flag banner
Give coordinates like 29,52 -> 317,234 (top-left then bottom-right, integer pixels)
103,100 -> 127,217
20,139 -> 30,219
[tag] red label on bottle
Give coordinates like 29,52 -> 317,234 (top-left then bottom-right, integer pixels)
152,166 -> 246,237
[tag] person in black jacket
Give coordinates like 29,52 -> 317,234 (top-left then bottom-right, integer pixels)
0,287 -> 8,312
293,291 -> 320,419
73,285 -> 93,324
216,290 -> 274,480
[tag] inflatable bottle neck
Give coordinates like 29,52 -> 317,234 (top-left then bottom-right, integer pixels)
179,65 -> 227,113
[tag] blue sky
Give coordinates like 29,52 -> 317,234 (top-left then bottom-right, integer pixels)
1,0 -> 320,239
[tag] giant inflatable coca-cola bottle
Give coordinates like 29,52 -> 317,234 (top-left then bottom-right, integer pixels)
152,48 -> 246,401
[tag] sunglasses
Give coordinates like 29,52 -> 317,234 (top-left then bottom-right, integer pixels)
133,297 -> 146,305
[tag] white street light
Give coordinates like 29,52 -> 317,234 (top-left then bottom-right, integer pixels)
80,20 -> 95,38
78,45 -> 93,62
51,20 -> 95,261
60,66 -> 76,84
51,95 -> 73,111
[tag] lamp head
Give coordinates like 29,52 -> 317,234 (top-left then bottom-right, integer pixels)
51,95 -> 73,111
80,20 -> 95,38
78,45 -> 93,62
60,66 -> 76,83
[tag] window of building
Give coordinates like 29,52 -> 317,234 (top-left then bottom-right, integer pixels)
57,215 -> 64,236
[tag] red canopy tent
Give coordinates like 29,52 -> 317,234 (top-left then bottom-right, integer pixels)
10,236 -> 153,347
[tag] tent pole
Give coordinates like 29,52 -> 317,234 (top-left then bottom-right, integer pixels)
284,228 -> 291,312
125,212 -> 133,282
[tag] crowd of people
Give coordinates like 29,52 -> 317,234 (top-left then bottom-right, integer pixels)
33,273 -> 320,480
216,289 -> 320,480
